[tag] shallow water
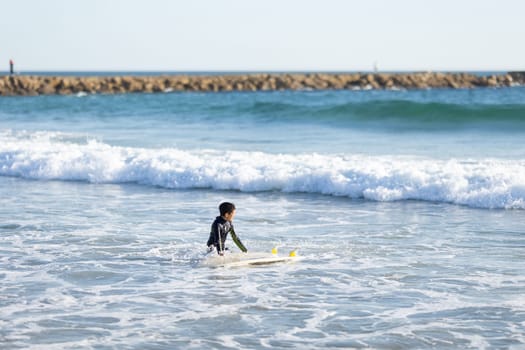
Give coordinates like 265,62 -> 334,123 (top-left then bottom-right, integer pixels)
1,176 -> 524,349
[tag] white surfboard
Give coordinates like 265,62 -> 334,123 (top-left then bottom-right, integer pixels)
220,255 -> 297,267
202,251 -> 299,267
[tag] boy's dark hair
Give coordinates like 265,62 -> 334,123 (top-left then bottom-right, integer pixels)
219,202 -> 236,216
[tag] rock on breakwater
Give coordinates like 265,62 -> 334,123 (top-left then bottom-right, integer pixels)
0,72 -> 523,96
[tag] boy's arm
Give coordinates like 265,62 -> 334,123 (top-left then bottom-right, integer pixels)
230,228 -> 247,253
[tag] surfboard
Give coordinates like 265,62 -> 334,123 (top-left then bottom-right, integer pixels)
219,255 -> 297,267
202,251 -> 299,267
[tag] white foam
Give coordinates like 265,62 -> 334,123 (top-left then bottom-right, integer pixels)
1,130 -> 524,209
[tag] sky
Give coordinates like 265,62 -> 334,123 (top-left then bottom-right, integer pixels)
1,0 -> 524,72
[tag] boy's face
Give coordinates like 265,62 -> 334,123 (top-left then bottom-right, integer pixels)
223,209 -> 236,221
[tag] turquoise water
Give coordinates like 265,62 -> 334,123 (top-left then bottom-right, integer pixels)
1,87 -> 524,349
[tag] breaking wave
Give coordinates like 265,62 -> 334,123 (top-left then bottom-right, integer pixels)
1,130 -> 524,209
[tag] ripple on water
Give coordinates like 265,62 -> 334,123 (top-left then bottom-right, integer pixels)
60,270 -> 130,286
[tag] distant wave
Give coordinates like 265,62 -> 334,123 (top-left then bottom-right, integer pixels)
1,131 -> 524,209
244,100 -> 525,129
3,91 -> 525,132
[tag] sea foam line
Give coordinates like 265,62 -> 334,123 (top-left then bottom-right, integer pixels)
1,131 -> 524,209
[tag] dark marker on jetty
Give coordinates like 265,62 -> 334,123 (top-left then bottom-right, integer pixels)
9,59 -> 14,75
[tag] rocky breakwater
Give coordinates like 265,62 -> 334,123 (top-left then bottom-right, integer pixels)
0,72 -> 523,96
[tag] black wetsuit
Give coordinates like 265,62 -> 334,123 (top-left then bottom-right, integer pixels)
207,216 -> 247,254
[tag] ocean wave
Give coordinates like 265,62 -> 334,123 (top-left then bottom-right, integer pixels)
1,131 -> 524,209
246,100 -> 525,129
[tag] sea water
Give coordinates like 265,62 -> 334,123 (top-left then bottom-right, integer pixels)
1,86 -> 524,349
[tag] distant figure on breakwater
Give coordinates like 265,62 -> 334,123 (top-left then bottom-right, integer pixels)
9,59 -> 14,75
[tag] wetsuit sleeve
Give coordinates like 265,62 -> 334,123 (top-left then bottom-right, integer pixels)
217,222 -> 224,252
207,222 -> 217,247
230,227 -> 247,253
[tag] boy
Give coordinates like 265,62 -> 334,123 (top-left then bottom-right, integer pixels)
207,202 -> 247,255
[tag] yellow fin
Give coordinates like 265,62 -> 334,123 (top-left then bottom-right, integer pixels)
271,247 -> 278,255
289,249 -> 297,257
